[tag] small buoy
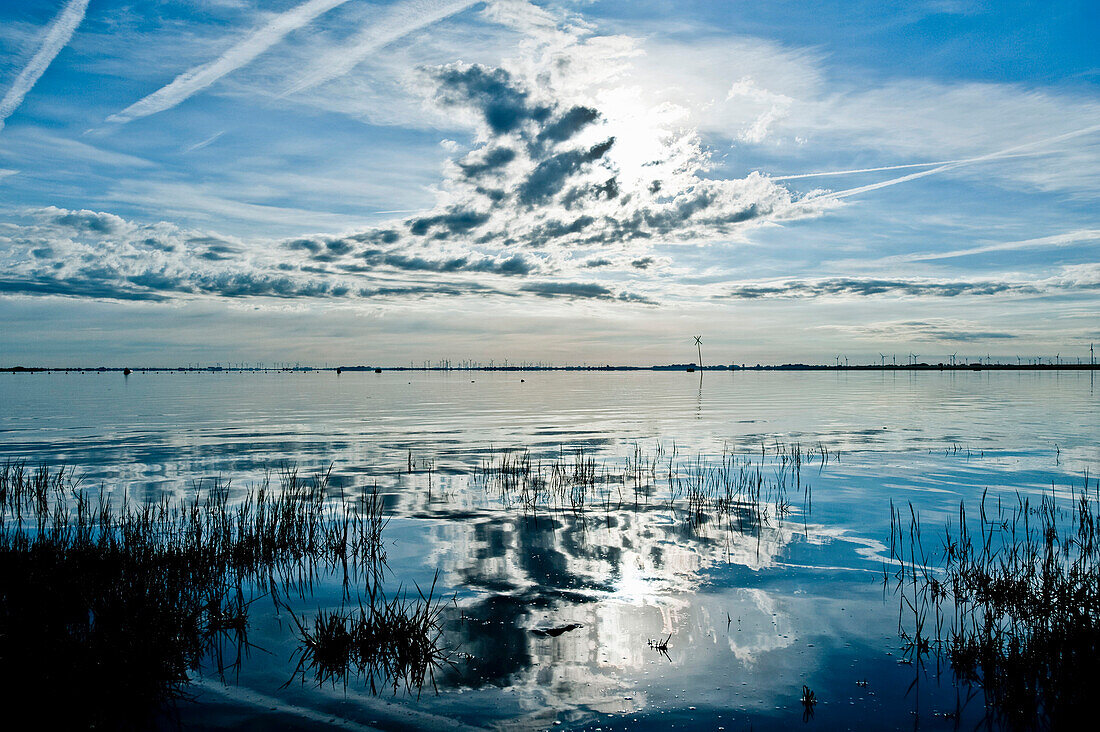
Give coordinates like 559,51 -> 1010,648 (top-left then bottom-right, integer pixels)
520,379 -> 525,382
123,368 -> 132,376
336,367 -> 342,375
374,368 -> 382,373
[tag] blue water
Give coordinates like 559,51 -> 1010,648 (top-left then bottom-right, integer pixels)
1,370 -> 1096,729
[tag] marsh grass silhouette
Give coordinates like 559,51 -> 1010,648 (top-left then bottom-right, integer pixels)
888,471 -> 1100,729
0,461 -> 410,727
473,440 -> 822,537
283,571 -> 452,697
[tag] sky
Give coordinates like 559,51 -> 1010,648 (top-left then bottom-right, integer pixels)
0,0 -> 1097,366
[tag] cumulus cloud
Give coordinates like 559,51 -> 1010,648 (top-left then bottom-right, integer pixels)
0,206 -> 641,304
275,48 -> 831,291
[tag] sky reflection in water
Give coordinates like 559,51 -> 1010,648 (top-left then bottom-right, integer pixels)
0,370 -> 1096,729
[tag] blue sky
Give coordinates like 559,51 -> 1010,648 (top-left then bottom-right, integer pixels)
0,0 -> 1097,366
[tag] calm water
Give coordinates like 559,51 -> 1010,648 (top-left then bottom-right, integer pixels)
2,370 -> 1097,730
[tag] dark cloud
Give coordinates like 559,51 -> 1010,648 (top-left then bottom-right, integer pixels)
519,281 -> 655,304
360,251 -> 535,276
934,330 -> 1018,341
517,138 -> 615,205
407,206 -> 491,237
537,105 -> 600,145
521,281 -> 612,299
829,319 -> 1022,343
724,278 -> 1039,299
0,275 -> 169,302
457,146 -> 517,178
140,237 -> 177,252
355,282 -> 506,299
429,63 -> 549,135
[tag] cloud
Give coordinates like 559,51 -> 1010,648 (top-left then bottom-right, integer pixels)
726,76 -> 792,144
723,278 -> 1040,299
0,0 -> 89,132
107,0 -> 353,124
613,33 -> 1100,196
520,281 -> 654,304
0,206 -> 639,305
292,54 -> 829,280
199,44 -> 829,300
820,319 -> 1021,343
38,206 -> 129,236
0,18 -> 839,308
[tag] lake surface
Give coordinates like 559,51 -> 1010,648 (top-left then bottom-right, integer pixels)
1,370 -> 1096,730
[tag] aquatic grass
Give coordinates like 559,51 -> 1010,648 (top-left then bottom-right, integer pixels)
472,442 -> 818,537
0,461 -> 394,727
888,471 -> 1100,728
285,572 -> 453,697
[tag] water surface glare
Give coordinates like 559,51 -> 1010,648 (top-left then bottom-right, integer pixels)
1,370 -> 1096,730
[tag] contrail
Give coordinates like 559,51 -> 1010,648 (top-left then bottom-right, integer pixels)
183,130 -> 225,153
771,154 -> 1034,180
0,0 -> 90,133
284,0 -> 478,95
822,123 -> 1100,200
906,229 -> 1100,262
107,0 -> 353,124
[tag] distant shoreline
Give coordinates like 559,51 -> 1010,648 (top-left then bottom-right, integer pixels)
3,363 -> 1098,373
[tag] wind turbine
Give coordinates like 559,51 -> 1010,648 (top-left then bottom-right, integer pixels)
951,352 -> 957,367
694,336 -> 703,369
880,353 -> 886,368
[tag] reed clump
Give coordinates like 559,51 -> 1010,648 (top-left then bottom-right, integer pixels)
285,573 -> 452,696
0,461 -> 391,727
474,441 -> 822,536
888,472 -> 1100,729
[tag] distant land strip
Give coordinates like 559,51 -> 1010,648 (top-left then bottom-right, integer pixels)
3,364 -> 1097,373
